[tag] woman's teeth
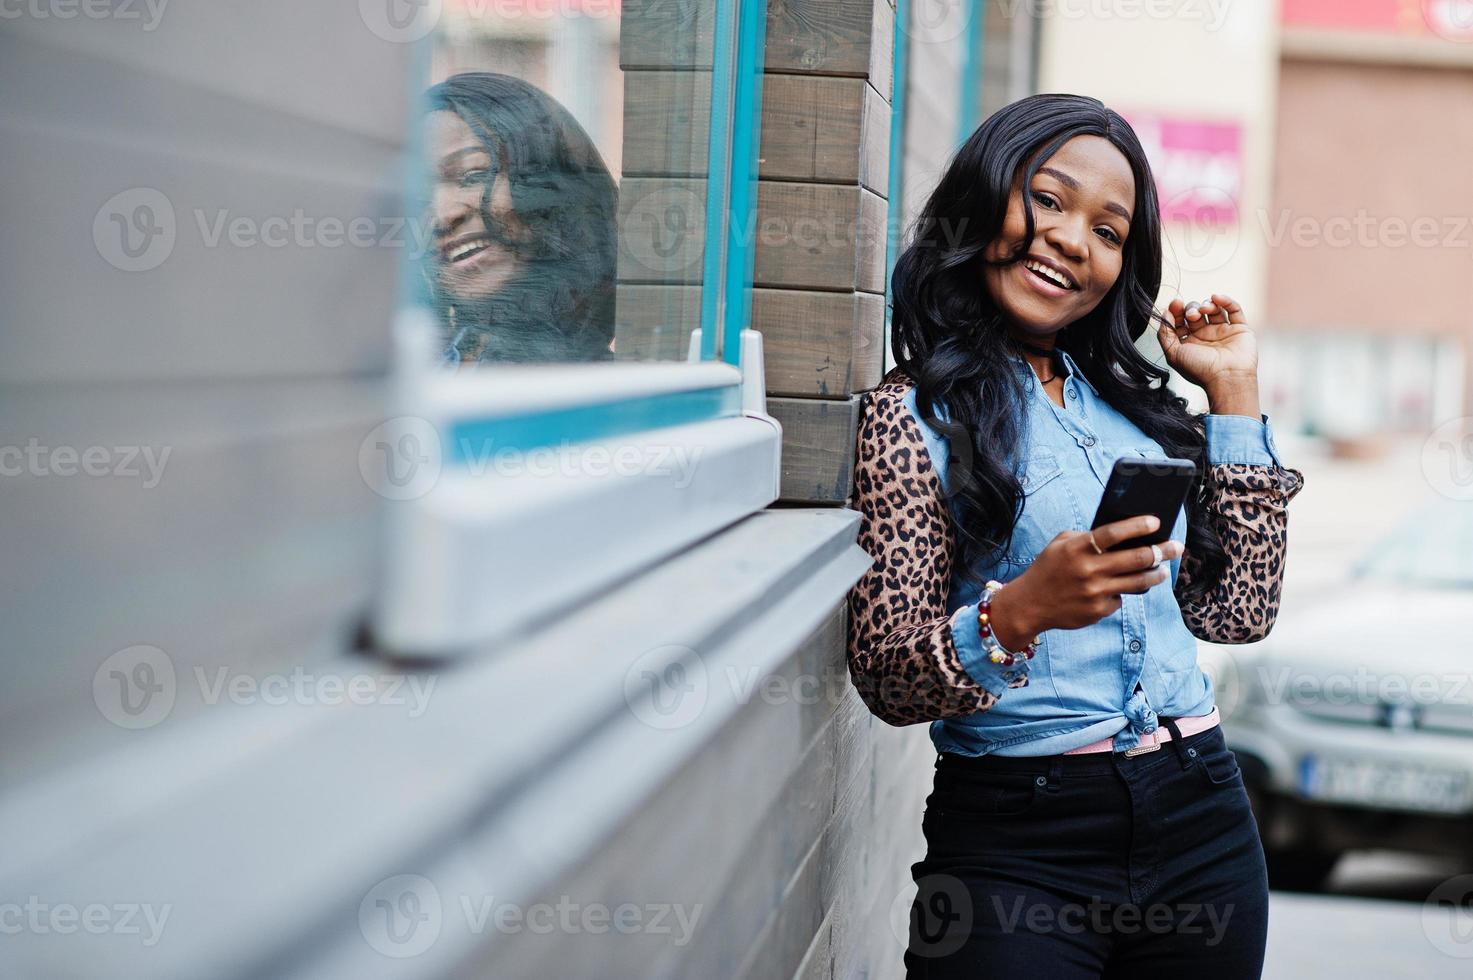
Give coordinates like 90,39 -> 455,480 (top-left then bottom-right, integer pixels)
1024,259 -> 1074,290
447,237 -> 491,263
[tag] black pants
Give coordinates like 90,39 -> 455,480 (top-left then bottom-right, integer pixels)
905,724 -> 1269,978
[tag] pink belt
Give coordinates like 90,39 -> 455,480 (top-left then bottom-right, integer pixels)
1064,707 -> 1220,757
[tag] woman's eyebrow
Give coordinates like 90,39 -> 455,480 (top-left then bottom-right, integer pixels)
440,146 -> 491,167
1037,166 -> 1133,223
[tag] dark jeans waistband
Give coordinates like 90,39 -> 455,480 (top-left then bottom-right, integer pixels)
936,720 -> 1224,777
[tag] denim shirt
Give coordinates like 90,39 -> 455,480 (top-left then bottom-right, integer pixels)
902,348 -> 1286,756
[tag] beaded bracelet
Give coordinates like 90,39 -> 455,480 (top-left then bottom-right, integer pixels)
976,579 -> 1041,667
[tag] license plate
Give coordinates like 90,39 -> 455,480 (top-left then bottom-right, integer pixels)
1299,756 -> 1473,814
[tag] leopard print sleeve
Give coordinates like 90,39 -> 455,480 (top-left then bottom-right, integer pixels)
844,372 -> 1026,727
1175,462 -> 1305,644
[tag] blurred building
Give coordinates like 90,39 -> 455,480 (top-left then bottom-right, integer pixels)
1040,0 -> 1472,440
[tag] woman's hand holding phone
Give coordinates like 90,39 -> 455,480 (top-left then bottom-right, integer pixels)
987,515 -> 1185,647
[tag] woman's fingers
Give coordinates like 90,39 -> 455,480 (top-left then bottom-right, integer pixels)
1103,567 -> 1171,596
1088,514 -> 1161,551
1096,539 -> 1184,574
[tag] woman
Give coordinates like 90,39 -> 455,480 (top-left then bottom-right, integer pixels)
846,94 -> 1305,977
424,72 -> 618,364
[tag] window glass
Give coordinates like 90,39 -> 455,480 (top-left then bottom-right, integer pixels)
417,0 -> 721,366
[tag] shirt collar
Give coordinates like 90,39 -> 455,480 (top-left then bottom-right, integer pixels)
1007,347 -> 1101,397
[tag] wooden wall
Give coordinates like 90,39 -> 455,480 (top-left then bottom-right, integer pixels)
616,0 -> 895,504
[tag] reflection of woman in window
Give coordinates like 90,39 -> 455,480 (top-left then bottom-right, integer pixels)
425,72 -> 617,364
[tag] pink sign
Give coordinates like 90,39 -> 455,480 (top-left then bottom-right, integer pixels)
1123,112 -> 1242,225
1281,0 -> 1473,42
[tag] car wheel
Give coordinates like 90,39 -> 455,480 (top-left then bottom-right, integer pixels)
1264,848 -> 1340,892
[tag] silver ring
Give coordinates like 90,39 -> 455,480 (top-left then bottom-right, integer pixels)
1149,544 -> 1163,568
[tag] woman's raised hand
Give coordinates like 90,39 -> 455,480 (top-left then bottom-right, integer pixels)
987,516 -> 1185,647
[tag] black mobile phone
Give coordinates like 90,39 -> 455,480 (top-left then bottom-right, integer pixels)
1090,457 -> 1197,552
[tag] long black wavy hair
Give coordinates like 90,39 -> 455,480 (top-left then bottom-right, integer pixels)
889,93 -> 1226,603
425,72 -> 617,364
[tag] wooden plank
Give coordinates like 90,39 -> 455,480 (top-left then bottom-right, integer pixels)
615,176 -> 709,285
618,180 -> 885,293
622,73 -> 889,194
860,81 -> 893,195
621,70 -> 713,177
614,285 -> 882,397
766,0 -> 893,91
753,182 -> 887,294
614,283 -> 704,361
753,288 -> 884,397
623,0 -> 893,89
620,0 -> 717,70
769,395 -> 860,503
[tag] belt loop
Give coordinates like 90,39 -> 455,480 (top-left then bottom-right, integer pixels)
1046,758 -> 1063,791
1159,716 -> 1191,770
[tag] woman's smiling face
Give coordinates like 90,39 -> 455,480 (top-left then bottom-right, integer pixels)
981,135 -> 1136,341
427,110 -> 528,301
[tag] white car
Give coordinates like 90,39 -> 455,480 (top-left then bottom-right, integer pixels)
1205,498 -> 1473,891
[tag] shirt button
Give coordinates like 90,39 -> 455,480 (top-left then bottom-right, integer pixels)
1128,640 -> 1142,652
1066,387 -> 1077,399
1083,435 -> 1096,447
